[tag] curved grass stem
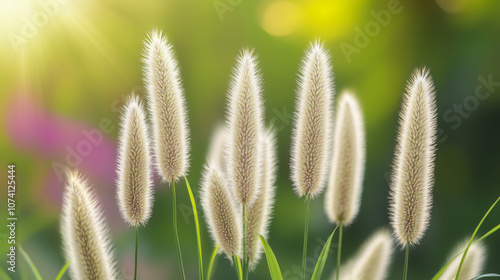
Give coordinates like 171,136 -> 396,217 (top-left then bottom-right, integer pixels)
207,245 -> 219,280
185,176 -> 204,280
301,196 -> 311,280
172,180 -> 186,280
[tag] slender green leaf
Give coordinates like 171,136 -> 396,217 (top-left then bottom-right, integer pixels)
311,226 -> 339,280
0,267 -> 12,280
185,176 -> 204,280
456,196 -> 500,279
55,261 -> 71,280
470,273 -> 500,280
19,247 -> 43,280
233,255 -> 243,280
207,245 -> 219,280
258,234 -> 283,280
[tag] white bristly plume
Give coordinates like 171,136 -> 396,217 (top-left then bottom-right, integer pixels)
335,229 -> 394,280
290,41 -> 335,198
325,91 -> 365,226
61,170 -> 117,280
246,129 -> 277,269
207,124 -> 228,172
225,49 -> 265,206
439,240 -> 486,280
143,30 -> 190,183
201,163 -> 242,259
389,68 -> 437,246
116,95 -> 153,226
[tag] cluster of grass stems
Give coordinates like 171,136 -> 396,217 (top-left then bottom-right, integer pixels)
8,30 -> 500,280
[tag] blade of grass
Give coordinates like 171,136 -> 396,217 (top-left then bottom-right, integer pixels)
470,273 -> 500,280
0,267 -> 12,280
232,255 -> 243,280
185,176 -> 204,280
207,245 -> 219,280
19,247 -> 42,280
455,195 -> 500,279
258,234 -> 283,280
55,261 -> 70,280
311,225 -> 339,280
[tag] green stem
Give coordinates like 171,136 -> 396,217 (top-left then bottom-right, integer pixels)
233,255 -> 243,280
184,177 -> 204,280
172,180 -> 186,280
403,245 -> 409,280
336,223 -> 343,280
301,196 -> 311,280
55,261 -> 70,280
242,204 -> 248,280
134,225 -> 139,280
207,245 -> 219,280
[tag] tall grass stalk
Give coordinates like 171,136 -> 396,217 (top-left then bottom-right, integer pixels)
301,196 -> 311,280
403,245 -> 409,280
185,176 -> 204,280
134,225 -> 138,280
172,180 -> 186,280
336,223 -> 343,280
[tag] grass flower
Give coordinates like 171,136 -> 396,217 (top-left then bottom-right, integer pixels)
335,229 -> 393,280
245,129 -> 277,269
225,49 -> 265,206
143,29 -> 190,183
61,170 -> 117,280
115,95 -> 153,280
116,94 -> 153,227
440,240 -> 486,280
389,68 -> 437,280
290,41 -> 335,280
324,91 -> 365,279
201,163 -> 242,258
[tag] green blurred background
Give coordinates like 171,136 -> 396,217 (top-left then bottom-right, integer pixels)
1,0 -> 499,279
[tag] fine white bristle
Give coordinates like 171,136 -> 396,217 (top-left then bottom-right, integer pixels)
143,29 -> 190,183
325,91 -> 365,226
290,41 -> 335,198
116,95 -> 154,226
61,170 -> 117,280
225,49 -> 265,206
440,239 -> 486,280
389,68 -> 437,246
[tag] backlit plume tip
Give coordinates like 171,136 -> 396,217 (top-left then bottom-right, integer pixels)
116,95 -> 154,226
389,68 -> 437,246
246,129 -> 278,269
440,239 -> 486,280
325,92 -> 365,226
201,163 -> 242,258
61,170 -> 117,280
225,49 -> 265,205
143,29 -> 190,183
291,41 -> 335,198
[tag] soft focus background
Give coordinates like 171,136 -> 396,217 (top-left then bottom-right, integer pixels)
1,0 -> 499,279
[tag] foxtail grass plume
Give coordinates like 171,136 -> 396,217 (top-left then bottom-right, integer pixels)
335,230 -> 393,280
290,41 -> 334,198
389,68 -> 437,246
225,49 -> 265,205
246,129 -> 277,269
143,30 -> 190,183
439,240 -> 486,280
201,163 -> 242,258
61,170 -> 117,280
325,92 -> 365,226
207,124 -> 228,171
116,95 -> 153,226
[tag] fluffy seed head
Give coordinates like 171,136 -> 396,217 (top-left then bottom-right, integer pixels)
440,240 -> 486,280
207,124 -> 228,172
336,229 -> 394,280
116,95 -> 153,226
201,163 -> 242,258
389,68 -> 437,246
61,170 -> 117,280
290,41 -> 335,198
143,30 -> 190,183
225,49 -> 265,205
246,129 -> 277,269
325,92 -> 365,226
